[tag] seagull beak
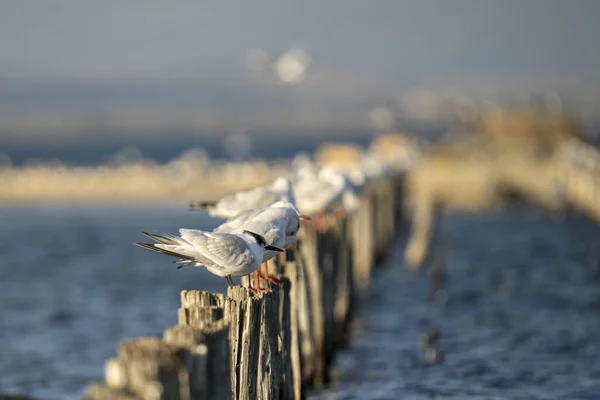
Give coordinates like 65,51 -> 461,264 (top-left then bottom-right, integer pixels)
299,214 -> 312,221
266,245 -> 285,252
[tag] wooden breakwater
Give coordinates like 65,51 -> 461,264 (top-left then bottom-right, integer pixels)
79,176 -> 404,400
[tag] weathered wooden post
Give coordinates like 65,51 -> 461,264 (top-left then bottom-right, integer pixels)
90,337 -> 191,400
393,172 -> 406,221
296,225 -> 327,387
278,260 -> 304,399
163,321 -> 230,400
225,286 -> 288,400
371,180 -> 396,265
332,216 -> 355,350
351,191 -> 375,288
278,245 -> 316,391
169,292 -> 231,400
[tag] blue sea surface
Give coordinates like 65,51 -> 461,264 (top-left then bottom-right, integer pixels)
1,206 -> 600,399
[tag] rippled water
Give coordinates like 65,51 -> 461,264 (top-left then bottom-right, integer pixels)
2,206 -> 600,399
310,207 -> 600,399
0,206 -> 223,399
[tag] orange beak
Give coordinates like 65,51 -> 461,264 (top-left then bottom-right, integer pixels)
299,214 -> 312,221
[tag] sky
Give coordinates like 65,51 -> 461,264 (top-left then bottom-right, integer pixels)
1,0 -> 599,81
0,0 -> 599,141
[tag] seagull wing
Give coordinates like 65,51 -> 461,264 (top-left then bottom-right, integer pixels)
213,209 -> 261,233
213,186 -> 279,217
180,229 -> 256,272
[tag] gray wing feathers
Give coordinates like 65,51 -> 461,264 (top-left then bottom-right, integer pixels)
218,187 -> 279,212
213,209 -> 260,233
206,234 -> 254,269
179,230 -> 255,271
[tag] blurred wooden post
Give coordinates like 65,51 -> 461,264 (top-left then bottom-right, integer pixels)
80,384 -> 139,400
371,180 -> 396,265
351,191 -> 375,288
276,273 -> 298,400
170,291 -> 230,400
333,216 -> 355,349
296,225 -> 327,387
163,321 -> 230,400
109,337 -> 190,400
393,172 -> 406,221
316,223 -> 337,377
281,243 -> 316,389
279,260 -> 303,399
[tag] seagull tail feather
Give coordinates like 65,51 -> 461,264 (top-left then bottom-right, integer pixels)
141,231 -> 179,245
134,242 -> 195,266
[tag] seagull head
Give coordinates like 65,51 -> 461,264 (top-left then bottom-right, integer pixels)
270,177 -> 298,207
271,177 -> 292,191
269,200 -> 311,221
243,230 -> 284,252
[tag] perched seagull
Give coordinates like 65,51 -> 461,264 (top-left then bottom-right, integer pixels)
189,177 -> 296,219
213,200 -> 311,290
134,229 -> 283,288
293,166 -> 360,229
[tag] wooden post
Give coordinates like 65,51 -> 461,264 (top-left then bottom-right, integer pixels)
178,305 -> 224,327
80,339 -> 192,400
163,321 -> 230,400
296,225 -> 326,387
316,223 -> 336,379
393,172 -> 406,221
333,216 -> 355,350
371,180 -> 395,265
351,192 -> 375,288
80,383 -> 139,400
225,286 -> 288,400
279,261 -> 303,399
282,242 -> 316,389
87,336 -> 192,400
180,290 -> 225,308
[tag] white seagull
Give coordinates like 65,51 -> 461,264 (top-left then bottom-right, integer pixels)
134,229 -> 284,288
189,177 -> 297,219
293,166 -> 360,229
213,200 -> 311,290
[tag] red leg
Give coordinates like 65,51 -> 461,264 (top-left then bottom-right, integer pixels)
260,261 -> 280,285
334,207 -> 346,219
249,264 -> 271,293
315,209 -> 327,231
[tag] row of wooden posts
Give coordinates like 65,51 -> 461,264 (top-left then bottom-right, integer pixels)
80,176 -> 404,400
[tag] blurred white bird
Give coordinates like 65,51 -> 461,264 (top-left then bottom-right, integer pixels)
190,177 -> 296,219
293,166 -> 360,229
213,200 -> 311,290
134,229 -> 283,288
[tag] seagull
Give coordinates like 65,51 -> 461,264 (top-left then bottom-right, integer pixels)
134,229 -> 284,288
213,200 -> 311,290
293,166 -> 360,229
189,177 -> 297,219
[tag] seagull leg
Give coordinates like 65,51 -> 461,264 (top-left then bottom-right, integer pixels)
225,275 -> 235,287
260,261 -> 280,285
334,207 -> 347,219
249,267 -> 271,293
315,209 -> 327,231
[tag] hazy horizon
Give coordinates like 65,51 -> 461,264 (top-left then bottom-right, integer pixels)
1,0 -> 599,149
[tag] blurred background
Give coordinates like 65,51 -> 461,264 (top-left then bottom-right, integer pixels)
2,1 -> 600,168
2,1 -> 600,399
